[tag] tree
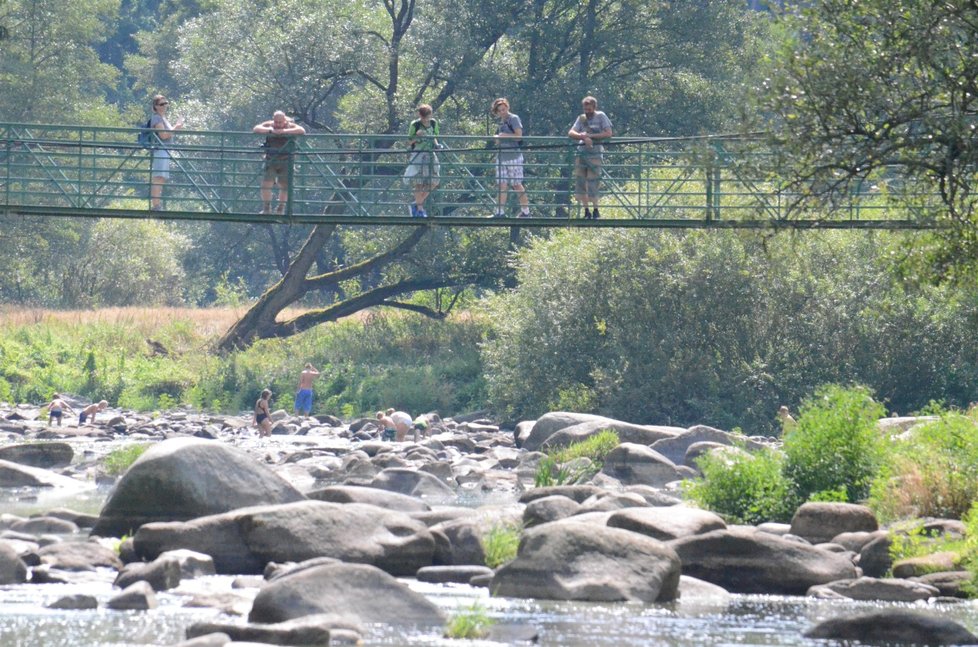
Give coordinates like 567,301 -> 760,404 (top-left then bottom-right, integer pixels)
756,1 -> 978,279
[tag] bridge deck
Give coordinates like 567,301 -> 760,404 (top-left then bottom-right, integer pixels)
0,123 -> 938,229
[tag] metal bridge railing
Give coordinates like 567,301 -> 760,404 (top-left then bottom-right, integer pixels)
0,122 -> 938,226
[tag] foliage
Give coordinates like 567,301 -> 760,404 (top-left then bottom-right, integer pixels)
684,445 -> 796,525
869,410 -> 978,522
533,430 -> 619,487
481,523 -> 521,569
103,443 -> 151,476
782,385 -> 887,503
482,229 -> 978,434
444,602 -> 495,640
755,0 -> 978,281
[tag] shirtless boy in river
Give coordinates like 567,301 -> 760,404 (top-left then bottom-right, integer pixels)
294,363 -> 320,416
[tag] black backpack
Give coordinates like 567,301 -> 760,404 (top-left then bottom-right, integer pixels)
136,118 -> 154,148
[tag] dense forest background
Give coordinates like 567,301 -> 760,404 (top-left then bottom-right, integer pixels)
1,0 -> 977,433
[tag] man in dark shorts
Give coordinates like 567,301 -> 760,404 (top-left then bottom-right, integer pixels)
46,394 -> 75,427
253,111 -> 305,215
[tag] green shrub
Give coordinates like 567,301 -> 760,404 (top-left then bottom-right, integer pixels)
444,602 -> 495,640
683,446 -> 797,524
533,430 -> 620,487
870,410 -> 978,521
482,523 -> 521,568
782,384 -> 886,503
103,443 -> 151,476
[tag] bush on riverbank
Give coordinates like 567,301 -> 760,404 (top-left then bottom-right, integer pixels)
0,308 -> 488,418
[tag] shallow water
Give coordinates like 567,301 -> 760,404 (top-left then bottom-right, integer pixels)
3,441 -> 978,646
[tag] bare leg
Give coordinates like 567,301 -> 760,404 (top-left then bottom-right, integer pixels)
260,179 -> 274,213
151,176 -> 165,209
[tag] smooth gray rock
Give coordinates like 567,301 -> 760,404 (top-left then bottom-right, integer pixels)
522,412 -> 681,452
0,459 -> 92,490
600,443 -> 684,487
0,541 -> 28,584
106,581 -> 157,610
492,520 -> 681,602
187,614 -> 360,646
804,609 -> 978,644
114,554 -> 181,591
856,531 -> 892,578
134,500 -> 435,576
578,491 -> 649,514
0,442 -> 73,469
523,495 -> 581,527
158,548 -> 216,578
430,509 -> 522,567
307,484 -> 430,512
37,540 -> 123,571
669,527 -> 858,595
10,516 -> 78,535
519,485 -> 604,505
47,594 -> 98,610
92,437 -> 305,537
367,468 -> 455,499
651,425 -> 765,466
911,571 -> 973,599
607,506 -> 726,541
249,562 -> 445,626
416,565 -> 494,584
790,502 -> 878,545
808,576 -> 939,601
172,633 -> 231,647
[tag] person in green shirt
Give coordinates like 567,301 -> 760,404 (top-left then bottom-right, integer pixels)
405,104 -> 441,218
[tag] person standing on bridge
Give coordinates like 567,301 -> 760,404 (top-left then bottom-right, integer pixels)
405,104 -> 441,218
568,96 -> 612,220
491,98 -> 531,219
253,111 -> 306,215
149,95 -> 184,211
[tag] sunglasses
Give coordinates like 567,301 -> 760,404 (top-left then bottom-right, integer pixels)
156,102 -> 169,106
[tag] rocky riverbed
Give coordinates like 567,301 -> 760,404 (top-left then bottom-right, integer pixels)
0,401 -> 976,646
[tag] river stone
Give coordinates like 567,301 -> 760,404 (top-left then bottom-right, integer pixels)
367,468 -> 454,498
0,541 -> 28,584
911,571 -> 973,598
173,634 -> 231,647
650,425 -> 765,466
42,507 -> 99,529
0,442 -> 73,469
607,506 -> 727,541
430,508 -> 522,566
668,527 -> 857,595
158,548 -> 216,578
134,500 -> 434,576
187,614 -> 360,646
600,443 -> 685,487
523,495 -> 581,527
808,576 -> 939,601
804,609 -> 978,644
115,554 -> 181,591
789,502 -> 878,545
37,540 -> 123,571
10,516 -> 79,535
519,485 -> 604,505
249,562 -> 445,626
0,459 -> 92,489
492,520 -> 681,602
892,551 -> 961,578
307,484 -> 430,512
857,531 -> 892,577
92,437 -> 305,537
416,565 -> 494,583
47,594 -> 98,610
522,412 -> 682,452
107,580 -> 157,610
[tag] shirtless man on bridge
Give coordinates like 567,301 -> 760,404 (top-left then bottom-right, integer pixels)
294,363 -> 320,417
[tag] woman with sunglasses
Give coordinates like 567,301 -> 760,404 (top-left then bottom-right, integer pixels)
149,94 -> 184,210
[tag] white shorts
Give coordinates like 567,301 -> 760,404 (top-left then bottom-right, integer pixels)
496,156 -> 524,184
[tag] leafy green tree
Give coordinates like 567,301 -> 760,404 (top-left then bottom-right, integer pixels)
756,1 -> 978,279
0,0 -> 122,123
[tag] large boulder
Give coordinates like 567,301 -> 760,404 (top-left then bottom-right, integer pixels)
92,438 -> 305,537
807,576 -> 939,602
607,506 -> 726,541
0,459 -> 92,490
133,500 -> 435,576
790,502 -> 878,545
804,609 -> 978,644
0,442 -> 73,469
492,520 -> 680,602
0,541 -> 28,584
367,468 -> 455,499
249,562 -> 445,627
668,527 -> 857,595
599,443 -> 687,487
522,412 -> 681,453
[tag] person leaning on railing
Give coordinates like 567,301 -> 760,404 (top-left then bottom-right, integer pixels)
568,95 -> 612,220
253,111 -> 306,215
